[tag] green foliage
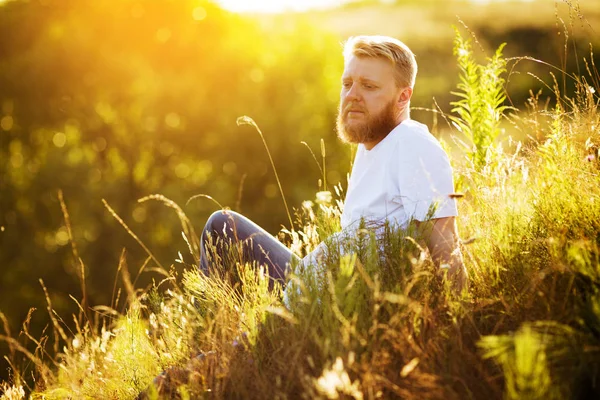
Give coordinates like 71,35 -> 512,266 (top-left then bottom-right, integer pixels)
8,90 -> 600,397
451,28 -> 510,169
479,321 -> 594,400
0,0 -> 345,379
184,261 -> 280,347
31,305 -> 161,399
4,4 -> 600,400
480,323 -> 555,400
3,1 -> 600,387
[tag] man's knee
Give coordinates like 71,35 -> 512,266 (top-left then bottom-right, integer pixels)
204,210 -> 239,237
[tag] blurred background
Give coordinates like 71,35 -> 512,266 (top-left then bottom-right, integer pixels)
0,0 -> 598,383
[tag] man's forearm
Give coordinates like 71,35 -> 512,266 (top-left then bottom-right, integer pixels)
424,217 -> 468,293
433,244 -> 467,293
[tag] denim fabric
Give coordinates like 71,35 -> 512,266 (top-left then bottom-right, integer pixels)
199,210 -> 299,289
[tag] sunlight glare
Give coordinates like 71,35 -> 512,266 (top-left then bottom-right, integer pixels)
216,0 -> 342,13
216,0 -> 536,13
469,0 -> 534,3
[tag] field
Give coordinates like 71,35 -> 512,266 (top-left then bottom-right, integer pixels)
1,0 -> 600,399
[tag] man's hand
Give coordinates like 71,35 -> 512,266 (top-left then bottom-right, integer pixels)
416,217 -> 468,294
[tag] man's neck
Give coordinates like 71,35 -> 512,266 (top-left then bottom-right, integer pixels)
363,115 -> 408,150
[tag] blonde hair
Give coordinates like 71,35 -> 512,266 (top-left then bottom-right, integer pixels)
343,35 -> 417,88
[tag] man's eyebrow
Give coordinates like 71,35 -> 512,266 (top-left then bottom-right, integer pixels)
358,77 -> 379,84
341,76 -> 379,83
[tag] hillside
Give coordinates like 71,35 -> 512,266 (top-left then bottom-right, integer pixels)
1,1 -> 600,398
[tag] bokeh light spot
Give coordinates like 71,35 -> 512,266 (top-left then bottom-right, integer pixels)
67,148 -> 83,165
11,152 -> 23,168
165,112 -> 181,129
264,183 -> 278,198
156,28 -> 171,43
44,233 -> 58,253
1,115 -> 13,131
250,68 -> 264,83
193,6 -> 207,21
84,227 -> 99,242
132,206 -> 147,223
175,162 -> 191,178
223,161 -> 237,175
93,137 -> 107,152
191,170 -> 208,186
89,168 -> 102,183
53,132 -> 66,148
199,160 -> 213,174
95,102 -> 116,124
55,227 -> 69,246
65,119 -> 80,139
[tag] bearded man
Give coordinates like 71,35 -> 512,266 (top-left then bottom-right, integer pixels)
199,35 -> 468,297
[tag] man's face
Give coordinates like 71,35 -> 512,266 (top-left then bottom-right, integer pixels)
337,55 -> 409,148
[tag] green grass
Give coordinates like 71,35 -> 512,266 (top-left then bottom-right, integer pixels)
3,27 -> 600,400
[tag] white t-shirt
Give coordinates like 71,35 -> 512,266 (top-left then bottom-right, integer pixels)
342,118 -> 457,230
302,119 -> 457,267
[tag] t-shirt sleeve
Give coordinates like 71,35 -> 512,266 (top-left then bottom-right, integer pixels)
395,138 -> 458,222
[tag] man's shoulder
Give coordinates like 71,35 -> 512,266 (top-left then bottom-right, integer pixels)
392,119 -> 446,156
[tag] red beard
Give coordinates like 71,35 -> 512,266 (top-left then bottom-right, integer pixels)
336,99 -> 399,145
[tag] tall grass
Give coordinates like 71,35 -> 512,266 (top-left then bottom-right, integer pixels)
2,29 -> 600,400
450,28 -> 511,170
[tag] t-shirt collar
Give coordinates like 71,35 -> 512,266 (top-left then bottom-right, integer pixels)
362,119 -> 410,154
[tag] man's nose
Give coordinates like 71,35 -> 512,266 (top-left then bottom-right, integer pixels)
345,83 -> 361,101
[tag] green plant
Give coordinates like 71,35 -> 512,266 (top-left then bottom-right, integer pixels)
450,28 -> 511,169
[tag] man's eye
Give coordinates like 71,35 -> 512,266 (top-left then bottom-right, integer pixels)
342,82 -> 352,89
363,84 -> 375,89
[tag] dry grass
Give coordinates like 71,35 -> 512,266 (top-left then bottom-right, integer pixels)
2,13 -> 600,400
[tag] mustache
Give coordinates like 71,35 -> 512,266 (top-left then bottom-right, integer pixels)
341,103 -> 366,114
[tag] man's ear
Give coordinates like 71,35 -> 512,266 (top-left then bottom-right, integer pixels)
397,87 -> 413,106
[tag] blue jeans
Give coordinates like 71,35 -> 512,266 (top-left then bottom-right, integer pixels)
199,210 -> 299,289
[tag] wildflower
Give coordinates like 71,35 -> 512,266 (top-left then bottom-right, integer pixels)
316,191 -> 333,205
0,384 -> 25,400
149,313 -> 158,329
457,47 -> 469,58
315,357 -> 363,399
303,200 -> 314,209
